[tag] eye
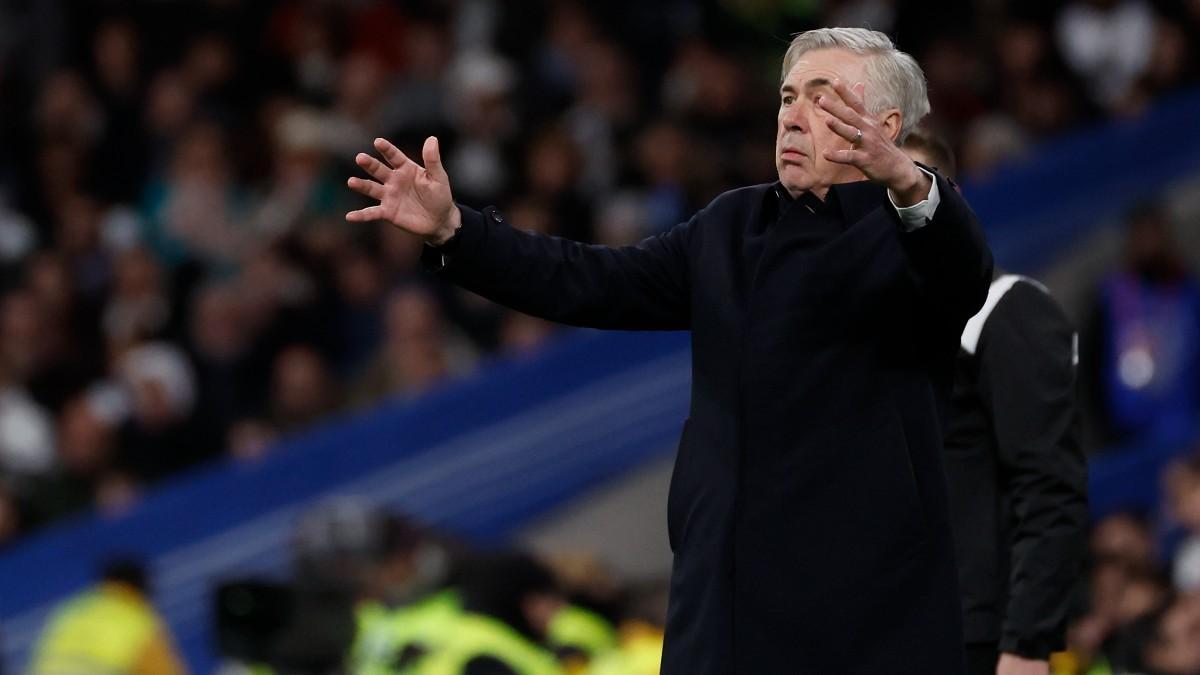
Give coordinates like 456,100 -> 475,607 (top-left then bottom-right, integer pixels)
781,95 -> 795,106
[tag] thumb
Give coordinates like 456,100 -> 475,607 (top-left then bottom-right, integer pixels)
422,136 -> 448,182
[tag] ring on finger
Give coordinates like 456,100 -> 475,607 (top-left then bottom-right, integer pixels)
851,128 -> 863,146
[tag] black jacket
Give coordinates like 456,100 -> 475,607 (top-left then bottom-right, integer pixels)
944,272 -> 1089,657
424,174 -> 993,674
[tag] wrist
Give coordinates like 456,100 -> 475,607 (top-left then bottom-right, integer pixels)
890,165 -> 931,207
427,207 -> 462,247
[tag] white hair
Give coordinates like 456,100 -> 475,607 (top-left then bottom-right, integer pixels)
781,28 -> 930,143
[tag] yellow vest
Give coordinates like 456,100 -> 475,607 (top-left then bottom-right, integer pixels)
30,583 -> 163,675
546,606 -> 617,657
585,622 -> 662,675
350,591 -> 463,675
414,613 -> 562,675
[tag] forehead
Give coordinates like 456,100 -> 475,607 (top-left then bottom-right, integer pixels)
782,48 -> 868,89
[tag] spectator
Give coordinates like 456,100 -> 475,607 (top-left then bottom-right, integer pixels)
1168,458 -> 1200,592
29,558 -> 188,675
0,483 -> 21,548
270,344 -> 338,433
1056,0 -> 1155,111
348,285 -> 476,405
1142,594 -> 1200,675
1085,204 -> 1200,447
114,341 -> 210,481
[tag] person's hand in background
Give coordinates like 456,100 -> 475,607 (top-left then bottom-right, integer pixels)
997,653 -> 1050,675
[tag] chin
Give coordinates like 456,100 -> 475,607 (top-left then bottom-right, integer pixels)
778,168 -> 812,195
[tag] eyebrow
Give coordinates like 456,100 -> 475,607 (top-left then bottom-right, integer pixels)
780,78 -> 834,96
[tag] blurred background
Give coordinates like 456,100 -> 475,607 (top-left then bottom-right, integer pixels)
1,0 -> 1200,673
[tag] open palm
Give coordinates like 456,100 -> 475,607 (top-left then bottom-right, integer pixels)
346,136 -> 459,244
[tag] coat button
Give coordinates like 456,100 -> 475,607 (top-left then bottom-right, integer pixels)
490,211 -> 503,223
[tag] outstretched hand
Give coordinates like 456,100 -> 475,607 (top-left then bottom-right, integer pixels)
346,136 -> 461,245
816,79 -> 930,206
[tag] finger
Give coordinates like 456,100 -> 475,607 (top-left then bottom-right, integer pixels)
345,205 -> 385,223
373,137 -> 413,170
356,153 -> 391,182
824,115 -> 862,145
822,147 -> 863,166
817,93 -> 867,131
422,136 -> 448,182
832,78 -> 869,117
347,176 -> 385,201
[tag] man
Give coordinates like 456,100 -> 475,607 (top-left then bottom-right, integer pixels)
414,551 -> 564,675
347,28 -> 993,674
905,130 -> 1088,675
29,559 -> 188,675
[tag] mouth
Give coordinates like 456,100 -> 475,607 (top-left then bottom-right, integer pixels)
779,149 -> 806,163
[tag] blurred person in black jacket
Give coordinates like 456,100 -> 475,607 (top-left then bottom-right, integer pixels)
905,129 -> 1088,675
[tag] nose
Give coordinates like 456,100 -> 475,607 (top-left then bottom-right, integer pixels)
780,100 -> 808,135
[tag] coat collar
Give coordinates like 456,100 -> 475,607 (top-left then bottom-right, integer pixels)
766,179 -> 889,226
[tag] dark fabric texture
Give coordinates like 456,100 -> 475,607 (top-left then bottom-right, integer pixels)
965,642 -> 1000,675
944,274 -> 1089,658
423,173 -> 993,674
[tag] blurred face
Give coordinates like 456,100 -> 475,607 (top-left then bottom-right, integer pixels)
272,346 -> 329,423
1092,513 -> 1154,567
522,592 -> 566,637
1147,597 -> 1200,673
385,289 -> 440,342
58,398 -> 113,474
776,49 -> 872,198
191,286 -> 247,360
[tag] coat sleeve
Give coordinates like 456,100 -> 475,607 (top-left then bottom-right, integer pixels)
896,172 -> 994,326
421,205 -> 692,331
976,283 -> 1088,659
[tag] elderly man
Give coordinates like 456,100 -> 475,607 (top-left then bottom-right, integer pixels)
347,28 -> 992,675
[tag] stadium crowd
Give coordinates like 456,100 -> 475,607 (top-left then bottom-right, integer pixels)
3,0 -> 1200,673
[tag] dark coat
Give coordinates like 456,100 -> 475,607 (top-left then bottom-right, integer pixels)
944,271 -> 1088,658
424,173 -> 993,674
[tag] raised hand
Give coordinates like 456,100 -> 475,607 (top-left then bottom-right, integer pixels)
816,79 -> 931,206
346,136 -> 461,245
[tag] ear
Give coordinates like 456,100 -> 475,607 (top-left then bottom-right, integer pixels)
876,109 -> 903,144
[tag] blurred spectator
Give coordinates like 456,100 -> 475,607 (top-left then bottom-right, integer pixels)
445,51 -> 518,205
1142,594 -> 1200,675
226,418 -> 278,463
141,122 -> 247,269
103,247 -> 171,353
270,344 -> 338,433
1093,511 -> 1157,570
0,483 -> 22,548
1085,204 -> 1200,448
0,384 -> 55,481
349,285 -> 476,405
348,514 -> 460,674
187,282 -> 263,443
428,551 -> 564,674
115,341 -> 210,481
1168,458 -> 1200,592
28,558 -> 188,675
1061,511 -> 1170,673
1055,0 -> 1155,111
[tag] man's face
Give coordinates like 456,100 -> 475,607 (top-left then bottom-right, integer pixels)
776,48 -> 871,197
